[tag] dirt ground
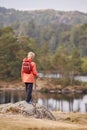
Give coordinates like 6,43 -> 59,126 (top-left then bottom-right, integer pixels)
0,112 -> 87,130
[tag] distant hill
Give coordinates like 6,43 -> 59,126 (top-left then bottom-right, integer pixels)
0,6 -> 87,27
0,7 -> 87,56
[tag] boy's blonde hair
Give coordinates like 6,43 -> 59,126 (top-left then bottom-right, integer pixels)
27,51 -> 35,59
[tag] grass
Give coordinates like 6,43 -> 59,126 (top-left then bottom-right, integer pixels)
0,113 -> 87,130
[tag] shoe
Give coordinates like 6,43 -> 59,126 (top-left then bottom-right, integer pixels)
28,101 -> 32,104
26,100 -> 32,104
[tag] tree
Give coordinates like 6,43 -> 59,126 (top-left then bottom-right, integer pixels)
0,27 -> 20,79
37,42 -> 52,74
52,46 -> 71,85
0,27 -> 38,80
81,57 -> 87,75
70,49 -> 82,84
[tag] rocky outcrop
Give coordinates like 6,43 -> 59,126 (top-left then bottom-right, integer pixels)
0,101 -> 56,120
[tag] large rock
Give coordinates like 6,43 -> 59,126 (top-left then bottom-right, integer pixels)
0,101 -> 56,120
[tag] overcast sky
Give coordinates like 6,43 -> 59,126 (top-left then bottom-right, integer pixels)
0,0 -> 87,13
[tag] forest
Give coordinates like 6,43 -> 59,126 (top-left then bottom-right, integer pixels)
0,7 -> 87,85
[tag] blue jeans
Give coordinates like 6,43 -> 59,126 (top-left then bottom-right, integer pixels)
25,83 -> 33,103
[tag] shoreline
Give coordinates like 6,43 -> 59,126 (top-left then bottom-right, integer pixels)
0,78 -> 87,94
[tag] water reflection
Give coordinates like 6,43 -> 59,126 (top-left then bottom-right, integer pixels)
37,93 -> 84,112
0,89 -> 87,113
0,89 -> 26,104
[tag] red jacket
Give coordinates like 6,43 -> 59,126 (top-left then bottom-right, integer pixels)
21,58 -> 38,83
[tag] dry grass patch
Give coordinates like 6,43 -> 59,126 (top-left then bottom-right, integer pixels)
0,113 -> 87,130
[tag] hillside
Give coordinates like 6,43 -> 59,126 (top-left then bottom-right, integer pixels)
0,7 -> 87,27
0,7 -> 87,80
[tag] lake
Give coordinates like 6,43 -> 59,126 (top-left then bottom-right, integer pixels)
39,73 -> 87,82
0,89 -> 87,113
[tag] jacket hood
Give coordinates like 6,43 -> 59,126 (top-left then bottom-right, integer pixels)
23,58 -> 32,62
